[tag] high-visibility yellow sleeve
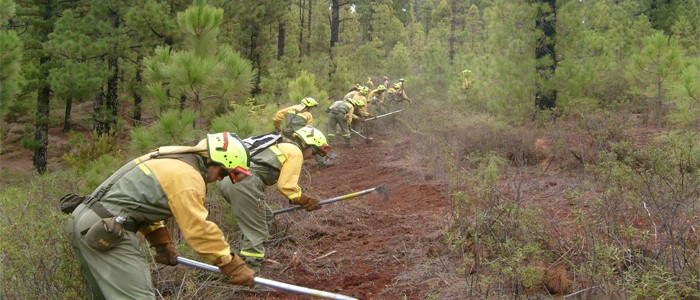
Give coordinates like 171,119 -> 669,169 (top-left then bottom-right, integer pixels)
302,111 -> 314,125
146,159 -> 231,266
275,143 -> 304,201
273,104 -> 309,129
346,104 -> 355,124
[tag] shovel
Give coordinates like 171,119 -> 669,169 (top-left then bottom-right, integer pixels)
273,184 -> 391,215
176,257 -> 358,300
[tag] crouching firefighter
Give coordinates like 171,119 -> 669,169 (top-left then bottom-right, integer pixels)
65,132 -> 255,299
218,126 -> 331,273
273,97 -> 334,168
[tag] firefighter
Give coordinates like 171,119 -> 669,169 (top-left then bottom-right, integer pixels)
273,97 -> 318,136
327,96 -> 366,147
67,132 -> 256,299
218,126 -> 330,273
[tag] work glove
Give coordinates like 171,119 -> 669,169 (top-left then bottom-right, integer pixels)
296,193 -> 322,211
220,253 -> 255,287
144,227 -> 178,266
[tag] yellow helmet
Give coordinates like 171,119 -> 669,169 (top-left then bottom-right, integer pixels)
300,97 -> 318,108
377,85 -> 386,91
359,86 -> 369,95
352,98 -> 366,107
206,132 -> 250,182
393,83 -> 401,89
294,126 -> 331,156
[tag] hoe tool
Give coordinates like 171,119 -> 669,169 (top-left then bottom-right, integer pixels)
364,110 -> 402,121
273,184 -> 391,215
176,257 -> 358,300
350,128 -> 373,143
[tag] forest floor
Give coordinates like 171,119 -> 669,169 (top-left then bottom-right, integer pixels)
233,125 -> 453,300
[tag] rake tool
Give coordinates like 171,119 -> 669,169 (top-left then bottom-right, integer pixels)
350,128 -> 373,143
364,110 -> 402,121
176,257 -> 358,300
273,184 -> 391,215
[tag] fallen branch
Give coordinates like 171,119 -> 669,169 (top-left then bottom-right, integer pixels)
313,250 -> 337,261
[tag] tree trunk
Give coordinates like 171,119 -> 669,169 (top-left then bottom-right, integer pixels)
105,9 -> 120,133
449,0 -> 457,65
106,56 -> 119,133
298,0 -> 305,62
368,3 -> 374,41
656,77 -> 663,127
63,96 -> 72,133
306,0 -> 312,56
133,55 -> 143,125
278,21 -> 286,60
330,0 -> 339,50
249,24 -> 261,96
535,0 -> 557,110
329,0 -> 340,79
34,56 -> 51,174
94,87 -> 107,135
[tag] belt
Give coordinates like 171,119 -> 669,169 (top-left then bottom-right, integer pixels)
82,197 -> 140,233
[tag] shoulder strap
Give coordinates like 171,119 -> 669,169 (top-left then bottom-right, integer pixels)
243,132 -> 283,157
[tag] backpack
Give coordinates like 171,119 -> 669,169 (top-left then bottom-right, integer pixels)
243,132 -> 283,157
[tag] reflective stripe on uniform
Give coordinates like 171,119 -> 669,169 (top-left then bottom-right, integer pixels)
133,158 -> 151,175
269,145 -> 286,164
240,250 -> 265,258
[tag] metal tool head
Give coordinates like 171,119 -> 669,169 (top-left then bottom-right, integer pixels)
374,184 -> 391,203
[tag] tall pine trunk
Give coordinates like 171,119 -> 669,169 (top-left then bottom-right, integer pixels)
94,87 -> 107,134
298,0 -> 305,62
34,56 -> 51,174
329,0 -> 340,79
449,0 -> 457,65
63,96 -> 72,132
306,0 -> 312,56
277,20 -> 286,107
133,55 -> 143,125
535,0 -> 557,110
249,24 -> 261,96
105,9 -> 120,133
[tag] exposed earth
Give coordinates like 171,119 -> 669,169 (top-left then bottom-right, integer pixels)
233,126 -> 452,300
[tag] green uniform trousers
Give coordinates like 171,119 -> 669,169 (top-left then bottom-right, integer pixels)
67,203 -> 152,300
327,112 -> 351,144
220,174 -> 274,260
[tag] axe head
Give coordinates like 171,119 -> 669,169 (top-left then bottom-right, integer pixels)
374,184 -> 391,203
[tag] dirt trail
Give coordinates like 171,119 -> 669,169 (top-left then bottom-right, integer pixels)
240,127 -> 451,300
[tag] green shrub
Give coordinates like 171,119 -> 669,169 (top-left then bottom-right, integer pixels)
0,172 -> 84,299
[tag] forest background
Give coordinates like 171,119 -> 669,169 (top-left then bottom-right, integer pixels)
1,0 -> 699,298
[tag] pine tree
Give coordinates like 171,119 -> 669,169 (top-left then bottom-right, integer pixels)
0,0 -> 22,118
15,0 -> 69,174
626,31 -> 684,127
144,0 -> 254,140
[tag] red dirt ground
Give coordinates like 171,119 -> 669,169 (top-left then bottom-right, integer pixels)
235,128 -> 452,300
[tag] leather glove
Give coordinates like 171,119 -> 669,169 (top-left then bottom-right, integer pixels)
144,227 -> 178,266
220,254 -> 255,286
296,193 -> 322,211
155,244 -> 178,266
